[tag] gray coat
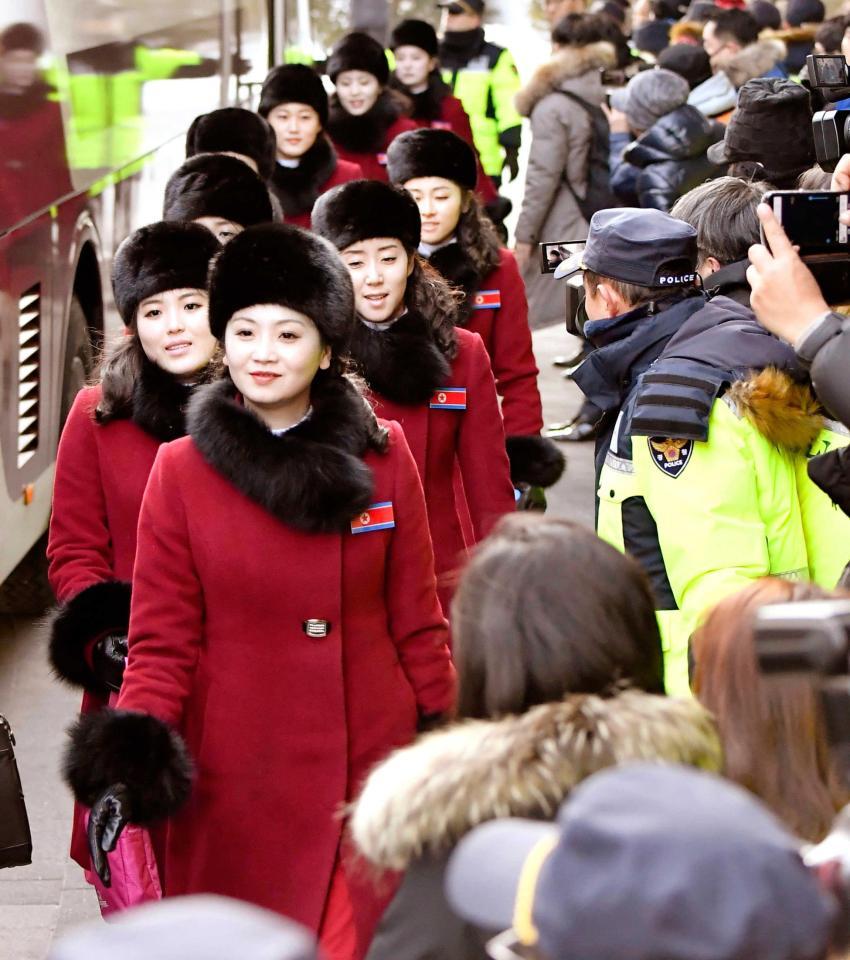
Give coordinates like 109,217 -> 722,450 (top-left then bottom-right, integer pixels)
515,43 -> 616,327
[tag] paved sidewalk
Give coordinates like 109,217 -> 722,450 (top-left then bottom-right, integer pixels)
0,321 -> 593,958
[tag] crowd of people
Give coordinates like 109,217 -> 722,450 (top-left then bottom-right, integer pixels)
27,0 -> 850,958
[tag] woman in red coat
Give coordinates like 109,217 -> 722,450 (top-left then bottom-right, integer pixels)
325,32 -> 417,183
47,222 -> 222,871
387,128 -> 564,495
63,223 -> 456,960
258,64 -> 363,229
388,19 -> 496,205
313,180 -> 515,610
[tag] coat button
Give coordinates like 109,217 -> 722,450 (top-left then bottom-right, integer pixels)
302,619 -> 331,639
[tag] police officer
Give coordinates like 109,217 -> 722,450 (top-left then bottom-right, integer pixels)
560,209 -> 850,694
437,0 -> 522,189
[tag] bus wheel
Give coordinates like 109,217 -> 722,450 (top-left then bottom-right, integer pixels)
0,299 -> 94,615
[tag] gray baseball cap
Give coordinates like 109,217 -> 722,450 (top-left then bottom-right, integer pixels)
446,764 -> 837,960
610,67 -> 691,131
49,895 -> 321,960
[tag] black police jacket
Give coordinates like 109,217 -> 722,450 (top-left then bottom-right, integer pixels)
623,105 -> 725,212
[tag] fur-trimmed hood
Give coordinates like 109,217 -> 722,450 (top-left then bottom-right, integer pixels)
722,39 -> 787,89
268,135 -> 338,219
515,43 -> 616,117
729,367 -> 823,453
350,690 -> 721,870
186,374 -> 387,532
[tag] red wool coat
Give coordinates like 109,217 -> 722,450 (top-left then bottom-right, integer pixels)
116,415 -> 455,953
368,328 -> 515,608
286,158 -> 364,230
333,116 -> 418,182
412,94 -> 497,204
466,249 -> 544,437
47,386 -> 161,867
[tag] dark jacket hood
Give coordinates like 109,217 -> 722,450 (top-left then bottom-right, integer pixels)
626,104 -> 725,167
350,690 -> 721,870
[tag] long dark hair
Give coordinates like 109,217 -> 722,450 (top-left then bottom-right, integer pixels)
94,334 -> 145,423
406,255 -> 462,359
457,191 -> 502,278
452,515 -> 665,720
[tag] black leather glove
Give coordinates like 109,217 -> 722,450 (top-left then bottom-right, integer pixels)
91,634 -> 128,694
88,783 -> 130,886
503,146 -> 520,182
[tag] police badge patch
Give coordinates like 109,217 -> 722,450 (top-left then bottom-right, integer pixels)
648,437 -> 693,478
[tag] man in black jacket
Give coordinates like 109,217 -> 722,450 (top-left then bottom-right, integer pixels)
671,176 -> 769,305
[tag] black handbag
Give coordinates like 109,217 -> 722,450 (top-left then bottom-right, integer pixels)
0,714 -> 32,868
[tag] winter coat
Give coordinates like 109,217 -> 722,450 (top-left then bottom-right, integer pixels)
46,361 -> 203,868
269,135 -> 363,229
71,374 -> 456,957
595,297 -> 850,694
327,89 -> 418,182
351,690 -> 722,960
802,312 -> 850,428
514,43 -> 617,328
687,72 -> 737,121
351,314 -> 515,609
762,26 -> 816,76
392,73 -> 497,203
613,104 -> 725,212
704,258 -> 751,306
721,39 -> 788,89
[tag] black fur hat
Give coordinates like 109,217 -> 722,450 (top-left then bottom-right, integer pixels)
185,107 -> 277,181
1,22 -> 44,54
387,128 -> 478,191
163,153 -> 275,229
312,179 -> 421,252
112,221 -> 220,327
208,222 -> 355,347
259,64 -> 329,126
327,31 -> 390,85
390,19 -> 439,56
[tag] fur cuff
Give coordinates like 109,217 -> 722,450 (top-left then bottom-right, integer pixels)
506,435 -> 566,487
63,709 -> 193,823
47,580 -> 131,693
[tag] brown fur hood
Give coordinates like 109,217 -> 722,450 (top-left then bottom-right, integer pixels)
516,43 -> 617,117
722,38 -> 786,88
728,367 -> 823,453
349,690 -> 721,870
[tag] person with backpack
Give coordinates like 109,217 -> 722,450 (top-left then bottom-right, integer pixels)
513,14 -> 618,328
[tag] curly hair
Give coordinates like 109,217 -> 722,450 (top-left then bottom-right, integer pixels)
405,256 -> 463,359
457,193 -> 502,279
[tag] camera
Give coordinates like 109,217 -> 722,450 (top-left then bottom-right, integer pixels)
539,241 -> 588,337
808,55 -> 850,173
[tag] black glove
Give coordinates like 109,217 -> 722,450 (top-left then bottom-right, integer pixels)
91,634 -> 128,694
88,783 -> 130,886
503,146 -> 520,182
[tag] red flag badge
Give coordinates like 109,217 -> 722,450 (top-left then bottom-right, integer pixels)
350,501 -> 395,534
472,289 -> 501,310
430,387 -> 468,410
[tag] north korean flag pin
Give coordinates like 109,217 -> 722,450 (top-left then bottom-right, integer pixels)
351,501 -> 396,534
473,290 -> 501,310
430,387 -> 467,410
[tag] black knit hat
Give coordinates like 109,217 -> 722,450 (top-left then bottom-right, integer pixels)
112,221 -> 220,327
657,44 -> 712,89
327,32 -> 390,85
185,108 -> 276,181
390,19 -> 439,56
1,22 -> 44,54
312,180 -> 422,252
748,0 -> 782,31
387,128 -> 478,191
163,154 -> 275,229
207,223 -> 354,346
258,64 -> 329,126
706,78 -> 815,179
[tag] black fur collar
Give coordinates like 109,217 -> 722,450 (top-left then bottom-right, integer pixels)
327,89 -> 406,154
131,356 -> 202,442
426,242 -> 482,326
186,374 -> 379,532
269,135 -> 338,218
391,73 -> 449,123
350,312 -> 451,405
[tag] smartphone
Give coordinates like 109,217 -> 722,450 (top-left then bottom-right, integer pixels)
764,191 -> 849,256
539,240 -> 585,274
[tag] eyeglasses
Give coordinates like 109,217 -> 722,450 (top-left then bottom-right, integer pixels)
486,929 -> 541,960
